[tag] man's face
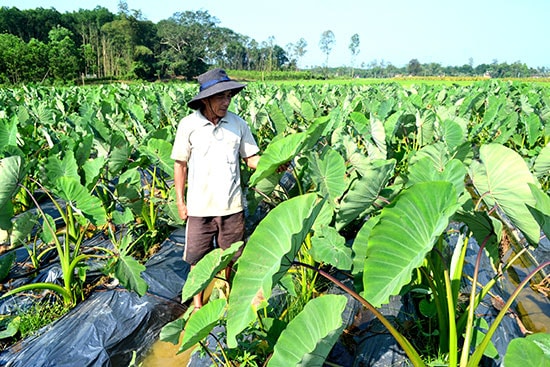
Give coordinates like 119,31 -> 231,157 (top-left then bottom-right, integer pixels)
204,90 -> 233,118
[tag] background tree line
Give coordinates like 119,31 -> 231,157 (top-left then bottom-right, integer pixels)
0,4 -> 547,85
0,4 -> 293,84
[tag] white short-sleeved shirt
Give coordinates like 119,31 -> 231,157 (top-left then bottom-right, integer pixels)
171,110 -> 259,217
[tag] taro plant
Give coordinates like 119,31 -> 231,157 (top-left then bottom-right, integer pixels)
503,332 -> 550,365
346,142 -> 549,367
161,194 -> 349,366
0,152 -> 149,307
2,80 -> 547,363
165,82 -> 549,365
0,86 -> 181,309
101,225 -> 149,297
0,152 -> 109,306
133,128 -> 177,252
160,136 -> 549,366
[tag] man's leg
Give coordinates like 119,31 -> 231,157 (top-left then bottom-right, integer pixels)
185,216 -> 216,310
191,266 -> 203,310
216,212 -> 245,284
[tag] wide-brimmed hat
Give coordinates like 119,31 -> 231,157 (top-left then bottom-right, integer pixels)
187,68 -> 246,110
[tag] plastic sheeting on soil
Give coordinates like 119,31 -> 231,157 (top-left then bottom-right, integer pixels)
185,279 -> 362,367
1,218 -> 545,366
347,227 -> 542,367
0,228 -> 189,367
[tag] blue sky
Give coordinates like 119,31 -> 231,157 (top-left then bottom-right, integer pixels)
3,0 -> 549,69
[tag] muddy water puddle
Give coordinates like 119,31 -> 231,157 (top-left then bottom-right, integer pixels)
142,339 -> 195,367
142,278 -> 229,366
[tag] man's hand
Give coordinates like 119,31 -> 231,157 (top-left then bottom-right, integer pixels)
177,201 -> 188,221
244,154 -> 260,169
174,160 -> 188,221
277,161 -> 291,173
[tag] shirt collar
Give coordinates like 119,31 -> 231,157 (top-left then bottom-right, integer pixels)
197,110 -> 227,127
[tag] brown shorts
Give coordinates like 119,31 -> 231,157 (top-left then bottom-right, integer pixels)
184,211 -> 245,265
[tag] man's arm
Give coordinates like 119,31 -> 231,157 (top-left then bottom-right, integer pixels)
244,154 -> 290,173
244,154 -> 260,170
174,159 -> 188,220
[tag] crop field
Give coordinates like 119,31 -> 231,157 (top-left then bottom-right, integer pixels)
0,79 -> 549,366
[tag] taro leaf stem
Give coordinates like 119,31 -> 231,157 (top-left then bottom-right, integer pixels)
466,260 -> 550,367
295,262 -> 426,367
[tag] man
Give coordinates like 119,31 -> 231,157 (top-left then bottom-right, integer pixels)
171,68 -> 260,310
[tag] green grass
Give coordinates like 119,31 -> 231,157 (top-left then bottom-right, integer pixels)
267,76 -> 550,87
17,300 -> 70,338
235,70 -> 550,87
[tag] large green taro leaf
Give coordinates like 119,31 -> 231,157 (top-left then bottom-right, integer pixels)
180,299 -> 227,352
310,225 -> 352,271
361,181 -> 459,307
226,193 -> 323,348
352,216 -> 380,279
103,132 -> 131,178
368,115 -> 387,159
82,157 -> 106,190
407,155 -> 466,197
469,143 -> 540,244
268,101 -> 290,135
10,211 -> 38,247
454,197 -> 503,268
116,167 -> 143,215
53,176 -> 107,226
45,151 -> 79,183
0,251 -> 15,283
350,112 -> 387,159
267,294 -> 347,367
302,116 -> 330,151
308,148 -> 347,207
0,116 -> 17,148
503,332 -> 550,367
335,159 -> 395,230
138,137 -> 174,177
436,119 -> 465,152
0,156 -> 21,208
249,132 -> 307,186
114,253 -> 148,296
522,113 -> 542,148
0,156 -> 23,229
181,241 -> 244,302
527,183 -> 550,239
533,143 -> 550,179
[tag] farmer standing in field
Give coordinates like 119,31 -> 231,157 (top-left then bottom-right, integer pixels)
171,68 -> 261,311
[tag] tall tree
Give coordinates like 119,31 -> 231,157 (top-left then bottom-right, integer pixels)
349,33 -> 360,77
65,7 -> 115,78
0,33 -> 27,83
101,14 -> 143,77
319,30 -> 335,77
99,11 -> 157,79
157,10 -> 219,79
294,38 -> 307,70
48,26 -> 79,81
424,62 -> 443,76
407,58 -> 422,76
263,36 -> 276,72
24,8 -> 66,42
284,42 -> 296,69
24,38 -> 49,82
0,7 -> 66,43
223,40 -> 247,69
132,19 -> 158,79
244,38 -> 260,70
0,7 -> 27,40
272,45 -> 289,69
